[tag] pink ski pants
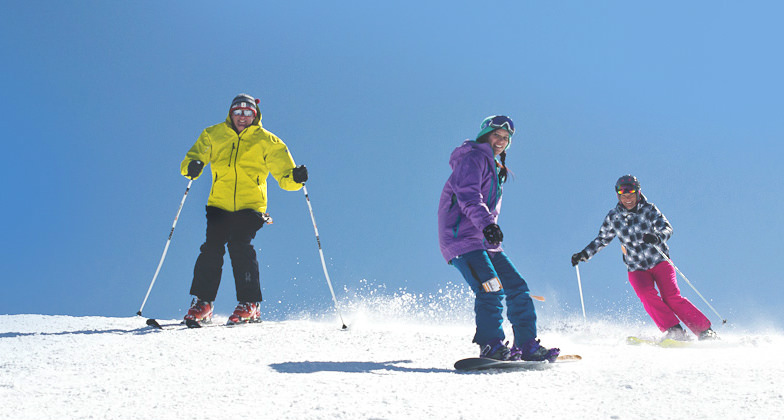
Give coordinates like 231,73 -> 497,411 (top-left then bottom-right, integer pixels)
627,261 -> 711,334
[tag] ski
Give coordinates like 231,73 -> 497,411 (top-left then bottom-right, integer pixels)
145,318 -> 180,329
144,318 -> 261,330
626,336 -> 692,348
454,354 -> 582,371
185,319 -> 262,328
185,318 -> 205,328
145,318 -> 194,330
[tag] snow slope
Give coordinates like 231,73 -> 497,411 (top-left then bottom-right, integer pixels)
1,313 -> 782,420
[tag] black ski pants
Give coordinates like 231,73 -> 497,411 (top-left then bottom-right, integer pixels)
190,206 -> 267,302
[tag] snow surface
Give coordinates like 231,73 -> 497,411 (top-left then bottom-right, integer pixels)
1,310 -> 782,420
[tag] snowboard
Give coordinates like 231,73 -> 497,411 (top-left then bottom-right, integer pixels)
454,354 -> 582,371
626,336 -> 692,348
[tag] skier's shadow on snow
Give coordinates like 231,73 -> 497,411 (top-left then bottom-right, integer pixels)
270,360 -> 454,374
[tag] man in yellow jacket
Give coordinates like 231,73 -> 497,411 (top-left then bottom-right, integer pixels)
180,93 -> 308,325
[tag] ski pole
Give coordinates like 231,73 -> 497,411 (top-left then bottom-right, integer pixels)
653,244 -> 727,324
136,179 -> 193,316
302,185 -> 348,330
575,265 -> 587,321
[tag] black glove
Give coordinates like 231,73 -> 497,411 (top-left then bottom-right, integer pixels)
483,223 -> 503,245
292,165 -> 308,183
571,251 -> 587,266
186,160 -> 204,179
642,233 -> 660,245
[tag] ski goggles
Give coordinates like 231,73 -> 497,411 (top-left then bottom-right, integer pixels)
481,115 -> 515,135
230,101 -> 257,117
616,186 -> 637,195
231,108 -> 255,117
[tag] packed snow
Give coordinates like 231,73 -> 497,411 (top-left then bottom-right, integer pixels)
1,296 -> 782,420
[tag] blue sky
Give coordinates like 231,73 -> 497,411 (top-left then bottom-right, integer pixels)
2,1 -> 782,329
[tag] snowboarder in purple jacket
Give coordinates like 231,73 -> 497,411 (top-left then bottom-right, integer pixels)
438,115 -> 559,362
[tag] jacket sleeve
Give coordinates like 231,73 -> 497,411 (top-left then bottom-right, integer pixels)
265,136 -> 302,191
450,153 -> 496,231
583,212 -> 617,260
180,130 -> 212,179
649,204 -> 673,242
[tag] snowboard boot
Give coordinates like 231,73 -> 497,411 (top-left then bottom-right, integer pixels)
479,339 -> 511,361
663,324 -> 689,341
183,299 -> 213,324
511,338 -> 560,362
698,328 -> 719,341
227,302 -> 261,325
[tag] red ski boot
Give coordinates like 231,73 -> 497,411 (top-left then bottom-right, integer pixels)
227,302 -> 260,325
183,299 -> 213,325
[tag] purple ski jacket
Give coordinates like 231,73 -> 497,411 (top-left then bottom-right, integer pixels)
438,140 -> 503,263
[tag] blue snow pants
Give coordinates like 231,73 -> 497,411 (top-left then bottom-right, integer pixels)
451,249 -> 537,347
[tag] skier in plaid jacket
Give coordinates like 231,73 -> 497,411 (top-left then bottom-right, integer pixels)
571,175 -> 718,341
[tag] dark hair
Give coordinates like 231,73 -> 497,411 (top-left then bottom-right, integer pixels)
476,133 -> 509,184
498,151 -> 509,184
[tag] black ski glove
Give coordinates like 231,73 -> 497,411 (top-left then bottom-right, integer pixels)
292,165 -> 308,183
643,233 -> 660,245
571,251 -> 587,266
186,160 -> 204,179
483,223 -> 503,245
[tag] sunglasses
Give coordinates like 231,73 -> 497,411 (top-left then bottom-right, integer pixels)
482,115 -> 515,135
616,188 -> 637,195
231,108 -> 255,117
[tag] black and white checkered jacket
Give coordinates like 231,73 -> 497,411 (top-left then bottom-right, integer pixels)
581,194 -> 673,272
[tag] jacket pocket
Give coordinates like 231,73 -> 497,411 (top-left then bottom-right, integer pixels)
211,172 -> 219,196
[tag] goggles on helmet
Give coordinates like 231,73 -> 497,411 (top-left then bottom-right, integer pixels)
616,186 -> 637,195
481,115 -> 515,135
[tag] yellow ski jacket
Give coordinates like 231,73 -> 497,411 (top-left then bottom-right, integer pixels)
181,110 -> 302,213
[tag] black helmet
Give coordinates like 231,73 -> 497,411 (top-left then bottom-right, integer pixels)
615,175 -> 640,194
